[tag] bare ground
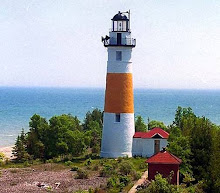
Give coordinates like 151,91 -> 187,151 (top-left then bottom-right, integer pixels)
0,164 -> 107,193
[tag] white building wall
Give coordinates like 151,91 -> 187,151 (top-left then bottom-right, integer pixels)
100,112 -> 135,158
132,138 -> 143,156
141,138 -> 168,157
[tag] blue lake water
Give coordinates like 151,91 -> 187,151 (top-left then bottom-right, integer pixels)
0,87 -> 220,147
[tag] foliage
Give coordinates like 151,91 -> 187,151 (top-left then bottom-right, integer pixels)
135,116 -> 147,132
0,152 -> 5,161
148,120 -> 167,131
167,127 -> 192,174
139,162 -> 148,170
65,161 -> 73,166
168,106 -> 220,193
99,163 -> 115,177
209,127 -> 220,192
71,166 -> 79,171
12,129 -> 31,162
83,108 -> 103,131
138,174 -> 177,193
14,109 -> 103,160
119,160 -> 134,175
131,170 -> 142,180
0,152 -> 5,166
190,117 -> 213,182
75,168 -> 88,179
119,175 -> 131,187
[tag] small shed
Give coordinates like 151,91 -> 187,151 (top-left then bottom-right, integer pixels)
132,128 -> 169,157
146,148 -> 182,185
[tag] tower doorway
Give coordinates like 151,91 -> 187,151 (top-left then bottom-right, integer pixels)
117,33 -> 122,45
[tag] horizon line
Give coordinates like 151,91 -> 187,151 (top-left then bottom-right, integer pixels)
0,86 -> 220,91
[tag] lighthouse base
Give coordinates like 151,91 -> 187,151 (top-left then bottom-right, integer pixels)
100,151 -> 132,158
100,112 -> 135,158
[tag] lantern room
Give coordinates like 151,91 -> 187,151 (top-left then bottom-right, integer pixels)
101,10 -> 136,47
112,11 -> 130,32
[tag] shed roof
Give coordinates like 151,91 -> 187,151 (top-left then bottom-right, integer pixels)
146,149 -> 182,164
133,128 -> 169,139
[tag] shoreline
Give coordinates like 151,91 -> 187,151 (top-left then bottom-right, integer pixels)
0,146 -> 14,159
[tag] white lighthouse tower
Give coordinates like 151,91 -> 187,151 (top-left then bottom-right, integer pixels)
101,11 -> 136,158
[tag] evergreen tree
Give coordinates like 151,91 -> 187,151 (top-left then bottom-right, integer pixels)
209,127 -> 220,192
135,116 -> 147,132
12,129 -> 30,162
83,108 -> 103,130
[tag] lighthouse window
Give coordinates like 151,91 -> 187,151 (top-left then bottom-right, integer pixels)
116,51 -> 122,61
115,113 -> 120,122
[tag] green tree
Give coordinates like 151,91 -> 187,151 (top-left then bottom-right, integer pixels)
65,130 -> 85,156
84,120 -> 102,153
173,106 -> 195,131
83,108 -> 103,130
190,117 -> 213,182
167,127 -> 192,174
209,127 -> 220,192
43,114 -> 82,158
13,129 -> 30,162
26,114 -> 48,158
148,120 -> 167,131
135,116 -> 147,132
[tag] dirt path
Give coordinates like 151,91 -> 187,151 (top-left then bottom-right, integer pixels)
128,171 -> 148,193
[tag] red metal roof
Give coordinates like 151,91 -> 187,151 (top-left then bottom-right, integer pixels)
133,128 -> 169,139
146,150 -> 182,164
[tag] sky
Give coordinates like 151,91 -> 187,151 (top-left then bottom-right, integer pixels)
0,0 -> 219,89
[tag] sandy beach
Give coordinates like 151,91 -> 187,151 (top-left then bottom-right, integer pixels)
0,146 -> 13,159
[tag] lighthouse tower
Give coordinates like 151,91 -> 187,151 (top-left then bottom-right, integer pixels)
101,11 -> 136,158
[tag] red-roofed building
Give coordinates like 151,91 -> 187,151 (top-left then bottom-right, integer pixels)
146,148 -> 182,185
132,128 -> 169,157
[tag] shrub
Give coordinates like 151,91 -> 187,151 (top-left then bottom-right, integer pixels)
65,161 -> 73,166
23,161 -> 30,167
84,158 -> 92,166
91,145 -> 100,154
52,156 -> 62,163
139,162 -> 148,170
0,152 -> 5,160
119,175 -> 131,187
131,170 -> 142,180
119,161 -> 134,175
99,164 -> 115,177
46,159 -> 53,163
75,168 -> 88,179
0,152 -> 5,166
74,190 -> 88,193
107,177 -> 118,188
0,160 -> 4,166
92,164 -> 99,171
70,166 -> 79,171
117,157 -> 123,163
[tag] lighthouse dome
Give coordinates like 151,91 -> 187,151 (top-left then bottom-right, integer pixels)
112,11 -> 129,21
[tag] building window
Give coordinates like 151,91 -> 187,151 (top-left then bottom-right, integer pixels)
115,113 -> 120,122
116,51 -> 122,61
